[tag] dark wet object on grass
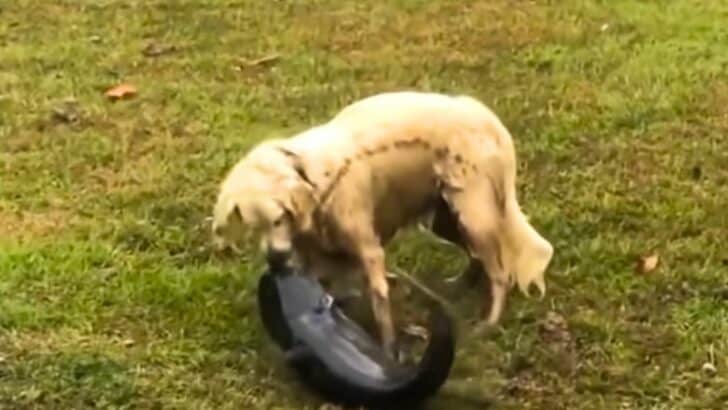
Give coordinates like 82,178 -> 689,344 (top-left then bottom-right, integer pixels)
257,266 -> 456,407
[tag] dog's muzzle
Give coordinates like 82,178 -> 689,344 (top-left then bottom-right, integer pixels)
266,246 -> 292,271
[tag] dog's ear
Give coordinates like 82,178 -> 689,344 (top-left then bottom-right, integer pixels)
229,202 -> 243,224
211,192 -> 247,251
276,146 -> 318,232
221,195 -> 244,225
283,180 -> 317,232
213,192 -> 245,234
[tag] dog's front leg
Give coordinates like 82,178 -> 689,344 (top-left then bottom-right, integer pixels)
358,245 -> 396,357
333,194 -> 396,357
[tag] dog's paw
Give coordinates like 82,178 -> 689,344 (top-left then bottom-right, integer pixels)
385,271 -> 399,280
402,324 -> 429,341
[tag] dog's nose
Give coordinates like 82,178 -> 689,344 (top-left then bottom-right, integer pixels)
266,247 -> 292,270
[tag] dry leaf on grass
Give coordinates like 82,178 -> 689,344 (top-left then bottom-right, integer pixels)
142,42 -> 178,57
235,54 -> 281,71
104,83 -> 137,100
121,338 -> 135,347
242,54 -> 280,67
636,254 -> 660,274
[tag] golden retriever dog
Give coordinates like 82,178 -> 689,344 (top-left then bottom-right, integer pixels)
212,91 -> 554,357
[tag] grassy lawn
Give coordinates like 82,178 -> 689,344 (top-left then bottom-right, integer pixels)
2,0 -> 728,408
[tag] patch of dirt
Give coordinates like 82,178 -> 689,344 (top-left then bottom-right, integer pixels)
538,311 -> 578,377
0,208 -> 81,241
504,370 -> 548,397
539,311 -> 574,351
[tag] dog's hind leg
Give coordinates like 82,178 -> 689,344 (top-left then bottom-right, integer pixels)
429,195 -> 485,290
441,185 -> 510,325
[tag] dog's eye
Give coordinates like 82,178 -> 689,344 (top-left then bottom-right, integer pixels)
272,217 -> 283,227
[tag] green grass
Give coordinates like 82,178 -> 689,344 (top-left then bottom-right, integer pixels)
2,0 -> 728,408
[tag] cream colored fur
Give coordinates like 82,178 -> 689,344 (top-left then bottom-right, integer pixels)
212,91 -> 554,354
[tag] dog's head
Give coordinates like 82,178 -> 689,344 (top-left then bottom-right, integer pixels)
211,142 -> 317,263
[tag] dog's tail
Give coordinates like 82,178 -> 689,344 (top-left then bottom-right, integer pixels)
502,205 -> 554,297
473,99 -> 554,298
493,141 -> 553,297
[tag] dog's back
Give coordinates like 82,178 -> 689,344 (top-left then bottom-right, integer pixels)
330,91 -> 507,145
316,92 -> 515,237
328,91 -> 517,195
316,92 -> 551,298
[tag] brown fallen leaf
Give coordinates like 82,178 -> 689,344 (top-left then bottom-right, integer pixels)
121,338 -> 135,347
142,42 -> 178,57
236,54 -> 281,71
243,54 -> 280,66
104,83 -> 137,100
636,253 -> 660,274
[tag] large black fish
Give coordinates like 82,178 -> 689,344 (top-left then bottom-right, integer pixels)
257,267 -> 456,408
